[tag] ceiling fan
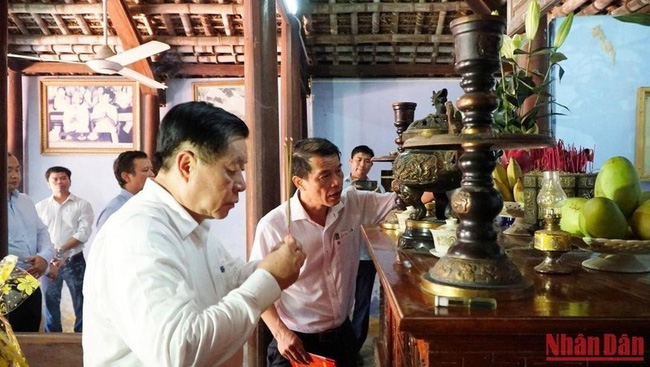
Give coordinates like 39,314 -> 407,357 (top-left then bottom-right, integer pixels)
8,0 -> 170,89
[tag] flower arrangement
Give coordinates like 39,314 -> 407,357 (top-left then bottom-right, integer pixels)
493,1 -> 574,134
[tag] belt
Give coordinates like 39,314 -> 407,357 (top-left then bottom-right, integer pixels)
295,319 -> 351,343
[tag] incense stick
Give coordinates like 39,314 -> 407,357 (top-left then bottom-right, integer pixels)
284,137 -> 293,235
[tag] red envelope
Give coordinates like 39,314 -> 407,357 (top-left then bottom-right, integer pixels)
290,353 -> 337,367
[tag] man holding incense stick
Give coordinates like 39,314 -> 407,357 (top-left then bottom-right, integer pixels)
83,102 -> 306,366
250,137 -> 397,366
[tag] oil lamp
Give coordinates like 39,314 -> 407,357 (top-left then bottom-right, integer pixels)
533,171 -> 573,273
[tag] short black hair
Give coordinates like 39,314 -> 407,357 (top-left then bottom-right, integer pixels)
155,101 -> 249,171
45,166 -> 71,180
113,150 -> 148,187
292,138 -> 341,179
351,145 -> 375,159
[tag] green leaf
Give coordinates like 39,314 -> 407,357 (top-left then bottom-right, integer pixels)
525,0 -> 541,42
558,65 -> 565,81
501,35 -> 514,59
614,13 -> 650,27
549,52 -> 567,64
530,47 -> 554,57
553,12 -> 574,49
512,34 -> 524,50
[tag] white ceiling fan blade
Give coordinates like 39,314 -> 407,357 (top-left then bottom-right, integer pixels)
105,41 -> 171,66
8,53 -> 83,64
117,67 -> 167,90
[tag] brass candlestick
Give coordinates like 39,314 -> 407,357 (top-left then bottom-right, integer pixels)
423,15 -> 533,300
392,102 -> 417,153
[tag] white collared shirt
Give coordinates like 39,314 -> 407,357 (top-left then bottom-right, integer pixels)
83,179 -> 281,367
250,189 -> 396,333
35,193 -> 94,256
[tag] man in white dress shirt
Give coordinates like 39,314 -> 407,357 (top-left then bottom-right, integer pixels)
95,150 -> 154,230
250,138 -> 397,366
36,166 -> 94,333
83,101 -> 306,367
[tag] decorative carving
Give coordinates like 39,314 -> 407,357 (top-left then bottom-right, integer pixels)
392,149 -> 461,220
429,255 -> 524,286
451,191 -> 471,214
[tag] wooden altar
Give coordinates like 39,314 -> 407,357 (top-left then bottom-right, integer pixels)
363,226 -> 650,367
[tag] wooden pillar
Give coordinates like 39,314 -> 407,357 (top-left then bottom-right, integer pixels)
244,0 -> 280,251
7,69 -> 24,180
1,0 -> 9,259
279,11 -> 306,201
143,93 -> 160,160
244,0 -> 280,366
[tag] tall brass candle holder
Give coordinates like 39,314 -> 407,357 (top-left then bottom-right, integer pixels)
420,15 -> 540,300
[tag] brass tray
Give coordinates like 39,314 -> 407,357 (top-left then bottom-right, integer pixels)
403,132 -> 555,150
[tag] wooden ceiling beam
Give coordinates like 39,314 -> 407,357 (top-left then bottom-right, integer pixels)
8,3 -> 244,15
307,2 -> 470,14
177,63 -> 246,77
308,34 -> 455,44
106,0 -> 156,95
20,62 -> 94,74
19,61 -> 253,78
307,64 -> 457,78
9,35 -> 256,47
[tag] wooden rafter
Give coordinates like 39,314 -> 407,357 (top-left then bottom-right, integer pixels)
179,14 -> 195,36
371,0 -> 380,34
433,0 -> 449,64
106,0 -> 157,95
160,14 -> 176,36
612,0 -> 650,14
9,14 -> 29,35
52,14 -> 71,36
32,14 -> 52,35
74,14 -> 92,35
329,0 -> 338,35
221,13 -> 232,36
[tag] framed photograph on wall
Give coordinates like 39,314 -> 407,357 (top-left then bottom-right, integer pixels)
40,79 -> 140,154
193,80 -> 245,119
636,87 -> 650,180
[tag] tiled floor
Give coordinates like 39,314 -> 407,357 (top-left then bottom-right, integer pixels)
359,317 -> 379,366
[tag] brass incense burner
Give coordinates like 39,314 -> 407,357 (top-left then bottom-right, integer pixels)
391,93 -> 462,251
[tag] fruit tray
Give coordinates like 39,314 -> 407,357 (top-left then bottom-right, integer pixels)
578,237 -> 650,254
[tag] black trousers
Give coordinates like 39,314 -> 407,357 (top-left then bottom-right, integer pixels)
7,287 -> 42,332
267,319 -> 357,367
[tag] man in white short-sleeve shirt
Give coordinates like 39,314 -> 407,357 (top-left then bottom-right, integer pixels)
250,138 -> 397,367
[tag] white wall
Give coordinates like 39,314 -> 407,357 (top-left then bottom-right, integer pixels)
309,78 -> 463,179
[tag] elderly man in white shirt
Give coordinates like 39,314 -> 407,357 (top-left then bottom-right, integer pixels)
83,101 -> 306,367
36,166 -> 94,333
250,138 -> 397,367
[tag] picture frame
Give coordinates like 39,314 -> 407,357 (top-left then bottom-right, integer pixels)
193,80 -> 245,120
635,87 -> 650,180
40,79 -> 140,154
